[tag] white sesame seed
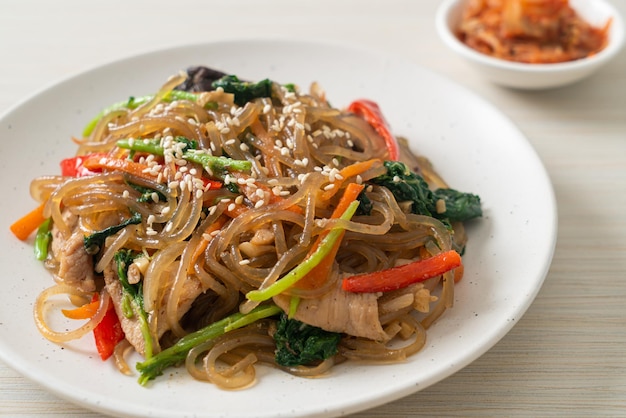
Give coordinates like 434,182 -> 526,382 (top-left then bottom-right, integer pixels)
161,206 -> 171,215
267,179 -> 279,186
189,168 -> 197,175
165,223 -> 173,232
235,195 -> 244,204
195,189 -> 204,199
263,104 -> 272,114
356,175 -> 363,184
122,190 -> 130,198
224,139 -> 236,146
323,183 -> 335,191
146,227 -> 158,236
255,189 -> 265,198
151,192 -> 159,203
168,180 -> 179,189
393,175 -> 401,183
228,203 -> 236,212
239,259 -> 251,265
147,214 -> 156,225
240,143 -> 249,152
254,200 -> 265,209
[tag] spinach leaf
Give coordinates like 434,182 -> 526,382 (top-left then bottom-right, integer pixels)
128,182 -> 168,203
83,212 -> 142,255
370,161 -> 481,222
114,249 -> 153,358
432,188 -> 482,222
273,314 -> 341,367
212,75 -> 273,106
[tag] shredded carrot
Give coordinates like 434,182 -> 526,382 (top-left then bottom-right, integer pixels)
294,182 -> 365,290
62,298 -> 100,320
320,159 -> 382,201
10,203 -> 47,241
188,216 -> 228,273
82,155 -> 157,181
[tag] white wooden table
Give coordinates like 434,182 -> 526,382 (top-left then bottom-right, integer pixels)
1,1 -> 625,416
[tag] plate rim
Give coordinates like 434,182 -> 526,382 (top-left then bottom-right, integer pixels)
0,37 -> 558,418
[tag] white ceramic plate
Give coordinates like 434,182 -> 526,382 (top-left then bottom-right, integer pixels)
0,39 -> 557,417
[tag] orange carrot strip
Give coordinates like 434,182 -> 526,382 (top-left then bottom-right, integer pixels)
82,155 -> 157,181
188,216 -> 228,273
62,298 -> 100,320
294,182 -> 365,290
10,203 -> 47,241
320,159 -> 382,201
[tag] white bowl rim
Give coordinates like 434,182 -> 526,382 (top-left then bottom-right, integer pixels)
435,0 -> 626,73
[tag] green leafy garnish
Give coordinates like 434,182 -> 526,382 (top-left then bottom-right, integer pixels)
212,75 -> 273,106
370,161 -> 482,222
273,314 -> 341,367
83,212 -> 142,255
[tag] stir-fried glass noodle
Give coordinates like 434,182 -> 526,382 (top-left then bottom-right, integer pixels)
18,66 -> 482,389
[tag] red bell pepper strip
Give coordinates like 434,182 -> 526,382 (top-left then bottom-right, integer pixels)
347,99 -> 400,161
200,176 -> 223,190
60,153 -> 107,177
91,293 -> 126,361
342,250 -> 462,293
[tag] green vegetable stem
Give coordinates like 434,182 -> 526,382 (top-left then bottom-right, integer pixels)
136,304 -> 282,385
34,218 -> 52,261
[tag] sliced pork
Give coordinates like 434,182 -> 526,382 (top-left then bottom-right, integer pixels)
273,280 -> 388,342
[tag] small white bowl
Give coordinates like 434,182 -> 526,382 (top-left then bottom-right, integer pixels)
436,0 -> 625,89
